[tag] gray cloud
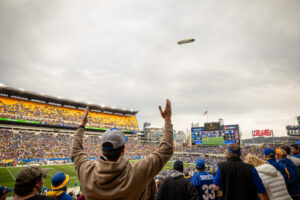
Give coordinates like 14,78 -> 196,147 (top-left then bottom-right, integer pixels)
0,0 -> 299,138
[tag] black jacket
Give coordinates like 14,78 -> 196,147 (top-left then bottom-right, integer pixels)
219,157 -> 259,200
155,170 -> 198,200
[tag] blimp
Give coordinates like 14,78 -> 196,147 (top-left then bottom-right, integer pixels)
177,38 -> 195,45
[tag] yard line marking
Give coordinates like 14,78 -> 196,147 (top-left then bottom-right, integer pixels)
6,167 -> 16,181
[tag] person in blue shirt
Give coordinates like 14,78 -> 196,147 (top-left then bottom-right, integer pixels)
291,144 -> 300,158
46,172 -> 73,200
213,144 -> 268,200
262,147 -> 289,185
185,170 -> 192,181
276,148 -> 300,199
42,186 -> 48,195
192,159 -> 216,200
0,186 -> 13,200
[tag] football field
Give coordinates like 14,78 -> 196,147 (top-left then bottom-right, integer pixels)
0,160 -> 195,196
201,136 -> 225,145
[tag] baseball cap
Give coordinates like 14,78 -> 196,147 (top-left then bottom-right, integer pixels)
276,148 -> 287,156
196,159 -> 205,169
173,161 -> 184,172
15,166 -> 47,185
51,172 -> 70,190
101,128 -> 127,150
0,186 -> 13,197
262,148 -> 275,155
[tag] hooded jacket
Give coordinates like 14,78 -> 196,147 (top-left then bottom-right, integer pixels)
71,123 -> 173,200
278,158 -> 300,195
255,163 -> 291,200
155,170 -> 198,200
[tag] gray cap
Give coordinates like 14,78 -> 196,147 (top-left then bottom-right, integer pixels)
101,128 -> 126,150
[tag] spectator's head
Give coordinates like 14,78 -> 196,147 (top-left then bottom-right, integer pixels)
196,159 -> 205,172
51,172 -> 69,192
14,166 -> 47,197
275,148 -> 287,160
244,154 -> 267,167
291,144 -> 300,155
0,186 -> 13,200
262,148 -> 276,160
281,145 -> 291,155
101,128 -> 126,161
226,143 -> 241,159
173,161 -> 184,173
184,170 -> 190,178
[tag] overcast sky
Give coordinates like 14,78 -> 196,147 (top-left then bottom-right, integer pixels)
0,0 -> 299,139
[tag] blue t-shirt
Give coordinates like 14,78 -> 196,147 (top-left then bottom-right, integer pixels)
192,171 -> 216,200
213,167 -> 266,193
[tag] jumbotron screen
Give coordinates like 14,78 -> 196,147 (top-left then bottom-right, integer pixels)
191,125 -> 240,145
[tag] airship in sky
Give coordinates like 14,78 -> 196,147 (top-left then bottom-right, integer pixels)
177,38 -> 195,45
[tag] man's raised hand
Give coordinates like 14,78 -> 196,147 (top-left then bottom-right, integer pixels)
159,99 -> 172,123
81,106 -> 89,127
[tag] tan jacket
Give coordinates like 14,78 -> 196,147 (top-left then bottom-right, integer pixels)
71,123 -> 173,200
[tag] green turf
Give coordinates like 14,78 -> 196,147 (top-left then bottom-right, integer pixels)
201,136 -> 225,145
0,164 -> 79,197
1,160 -> 195,196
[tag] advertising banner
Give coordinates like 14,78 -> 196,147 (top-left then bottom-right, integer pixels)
252,129 -> 273,137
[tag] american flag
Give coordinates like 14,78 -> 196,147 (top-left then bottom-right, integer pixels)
203,111 -> 207,115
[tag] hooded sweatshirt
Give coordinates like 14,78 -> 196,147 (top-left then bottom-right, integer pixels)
278,158 -> 300,195
71,123 -> 173,200
256,163 -> 291,200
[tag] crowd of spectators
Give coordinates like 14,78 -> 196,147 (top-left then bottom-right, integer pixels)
0,128 -> 287,165
0,97 -> 138,131
1,100 -> 300,200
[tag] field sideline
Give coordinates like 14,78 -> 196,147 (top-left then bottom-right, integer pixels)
0,160 -> 195,196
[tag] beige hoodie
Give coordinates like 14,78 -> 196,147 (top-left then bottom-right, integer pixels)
71,123 -> 173,200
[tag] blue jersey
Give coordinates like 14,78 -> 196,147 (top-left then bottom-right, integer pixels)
192,171 -> 216,200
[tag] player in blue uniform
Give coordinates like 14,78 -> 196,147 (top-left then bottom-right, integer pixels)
192,159 -> 216,200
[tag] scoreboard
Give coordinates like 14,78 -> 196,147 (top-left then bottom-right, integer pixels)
204,122 -> 221,131
191,124 -> 240,145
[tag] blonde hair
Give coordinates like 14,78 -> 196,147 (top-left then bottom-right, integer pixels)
244,154 -> 267,167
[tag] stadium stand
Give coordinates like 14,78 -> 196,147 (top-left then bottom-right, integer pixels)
0,96 -> 139,131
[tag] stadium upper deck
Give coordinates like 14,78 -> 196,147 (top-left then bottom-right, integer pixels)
0,86 -> 139,132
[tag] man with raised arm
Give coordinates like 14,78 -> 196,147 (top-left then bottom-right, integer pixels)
71,100 -> 173,200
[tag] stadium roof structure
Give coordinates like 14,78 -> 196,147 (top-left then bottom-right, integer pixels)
144,125 -> 163,129
0,86 -> 138,115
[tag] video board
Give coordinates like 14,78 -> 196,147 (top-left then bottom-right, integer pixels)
191,124 -> 240,145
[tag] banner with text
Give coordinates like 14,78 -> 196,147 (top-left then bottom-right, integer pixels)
252,129 -> 273,137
